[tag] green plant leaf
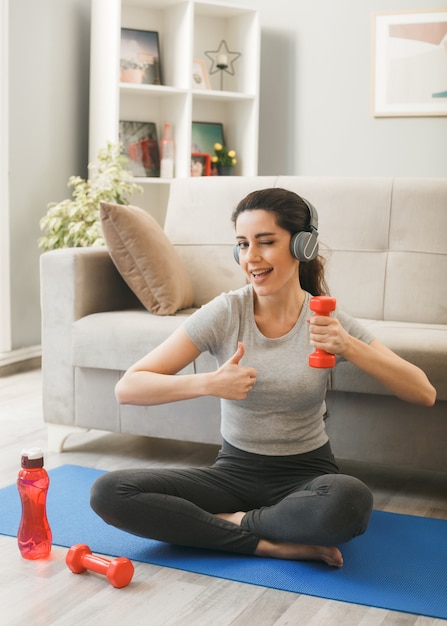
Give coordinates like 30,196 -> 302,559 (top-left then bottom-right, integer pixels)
39,142 -> 143,250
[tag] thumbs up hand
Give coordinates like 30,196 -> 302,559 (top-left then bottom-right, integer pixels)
210,342 -> 257,400
227,341 -> 246,365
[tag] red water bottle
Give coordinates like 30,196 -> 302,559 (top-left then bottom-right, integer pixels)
17,448 -> 52,560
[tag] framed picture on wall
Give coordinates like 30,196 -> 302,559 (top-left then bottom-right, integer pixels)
373,10 -> 447,117
119,121 -> 160,177
191,122 -> 224,155
120,28 -> 162,85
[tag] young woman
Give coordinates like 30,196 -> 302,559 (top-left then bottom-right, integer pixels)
90,188 -> 436,567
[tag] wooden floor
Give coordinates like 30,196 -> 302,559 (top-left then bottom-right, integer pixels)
1,369 -> 446,626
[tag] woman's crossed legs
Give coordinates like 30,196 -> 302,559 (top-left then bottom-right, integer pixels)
90,461 -> 372,567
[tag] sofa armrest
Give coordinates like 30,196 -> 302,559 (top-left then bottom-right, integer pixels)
40,247 -> 140,428
41,247 -> 140,321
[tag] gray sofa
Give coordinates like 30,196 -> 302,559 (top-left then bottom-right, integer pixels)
40,176 -> 447,472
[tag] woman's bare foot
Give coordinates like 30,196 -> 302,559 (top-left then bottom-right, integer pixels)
216,511 -> 343,567
256,539 -> 343,567
216,512 -> 245,525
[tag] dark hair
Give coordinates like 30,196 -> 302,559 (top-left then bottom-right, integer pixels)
231,188 -> 329,296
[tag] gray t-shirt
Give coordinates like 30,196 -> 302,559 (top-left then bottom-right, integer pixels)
184,285 -> 374,456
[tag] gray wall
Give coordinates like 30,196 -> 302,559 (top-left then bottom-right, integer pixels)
7,0 -> 447,351
253,0 -> 447,176
8,0 -> 90,350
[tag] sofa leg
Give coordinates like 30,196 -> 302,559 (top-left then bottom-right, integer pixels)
47,423 -> 89,453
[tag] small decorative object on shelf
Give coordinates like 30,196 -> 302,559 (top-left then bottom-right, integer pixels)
160,122 -> 174,179
211,142 -> 237,176
192,59 -> 211,90
191,153 -> 211,176
119,121 -> 160,177
205,40 -> 241,90
120,28 -> 162,85
191,121 -> 224,156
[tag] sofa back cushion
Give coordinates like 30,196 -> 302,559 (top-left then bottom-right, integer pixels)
164,176 -> 447,324
385,178 -> 447,324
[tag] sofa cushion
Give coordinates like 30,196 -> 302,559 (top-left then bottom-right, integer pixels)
100,202 -> 195,315
71,308 -> 217,375
332,319 -> 447,401
72,309 -> 197,370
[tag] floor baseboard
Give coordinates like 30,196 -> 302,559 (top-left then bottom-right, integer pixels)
0,346 -> 41,377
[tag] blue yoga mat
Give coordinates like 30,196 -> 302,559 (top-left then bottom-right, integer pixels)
2,465 -> 446,619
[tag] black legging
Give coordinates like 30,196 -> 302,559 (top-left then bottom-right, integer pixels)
90,440 -> 373,555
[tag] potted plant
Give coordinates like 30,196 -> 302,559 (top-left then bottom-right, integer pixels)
211,142 -> 237,176
39,142 -> 142,251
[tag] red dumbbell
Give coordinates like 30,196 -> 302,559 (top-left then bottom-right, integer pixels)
308,296 -> 337,368
66,544 -> 134,588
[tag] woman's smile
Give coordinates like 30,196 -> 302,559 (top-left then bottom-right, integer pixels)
250,267 -> 273,283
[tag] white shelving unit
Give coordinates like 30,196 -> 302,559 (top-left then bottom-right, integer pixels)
89,0 -> 260,224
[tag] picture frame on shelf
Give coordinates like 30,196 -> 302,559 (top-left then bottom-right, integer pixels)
373,10 -> 447,117
192,59 -> 211,90
119,121 -> 160,177
191,122 -> 224,156
120,28 -> 162,85
191,153 -> 211,176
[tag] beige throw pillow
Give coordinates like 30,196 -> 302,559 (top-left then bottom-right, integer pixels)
100,202 -> 194,315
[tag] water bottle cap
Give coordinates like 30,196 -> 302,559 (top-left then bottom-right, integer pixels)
21,447 -> 44,469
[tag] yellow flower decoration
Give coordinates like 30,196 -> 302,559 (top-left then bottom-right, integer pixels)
212,143 -> 237,168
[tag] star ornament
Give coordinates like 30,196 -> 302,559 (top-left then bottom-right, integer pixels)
205,40 -> 241,76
